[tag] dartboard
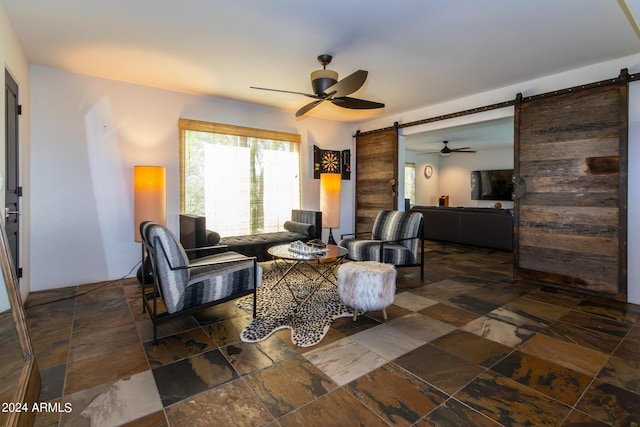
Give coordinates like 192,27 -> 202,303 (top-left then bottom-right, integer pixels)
321,151 -> 340,173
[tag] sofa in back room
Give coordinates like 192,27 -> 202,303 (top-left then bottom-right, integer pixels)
411,205 -> 514,251
180,209 -> 323,262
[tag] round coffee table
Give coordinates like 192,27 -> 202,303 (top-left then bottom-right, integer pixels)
267,243 -> 348,308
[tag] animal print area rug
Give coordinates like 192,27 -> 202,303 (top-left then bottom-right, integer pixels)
236,262 -> 355,347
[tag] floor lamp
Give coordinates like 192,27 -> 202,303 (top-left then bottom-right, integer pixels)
320,173 -> 341,245
134,166 -> 166,283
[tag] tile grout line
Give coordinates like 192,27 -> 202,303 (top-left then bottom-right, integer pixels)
56,283 -> 80,425
123,278 -> 173,426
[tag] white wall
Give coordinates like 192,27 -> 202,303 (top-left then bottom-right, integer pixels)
1,6 -> 31,302
406,151 -> 441,206
407,147 -> 513,208
438,147 -> 514,208
358,53 -> 640,304
29,65 -> 355,291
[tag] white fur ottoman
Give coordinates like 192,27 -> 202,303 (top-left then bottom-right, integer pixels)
337,261 -> 397,320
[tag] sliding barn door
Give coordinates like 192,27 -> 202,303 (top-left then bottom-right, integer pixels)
514,83 -> 628,300
355,128 -> 398,234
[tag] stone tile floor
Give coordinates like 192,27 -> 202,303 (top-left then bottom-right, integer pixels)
25,242 -> 640,426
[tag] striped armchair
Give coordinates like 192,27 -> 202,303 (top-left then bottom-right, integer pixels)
339,211 -> 424,279
141,222 -> 262,343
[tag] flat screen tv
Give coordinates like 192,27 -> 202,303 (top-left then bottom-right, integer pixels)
470,169 -> 514,201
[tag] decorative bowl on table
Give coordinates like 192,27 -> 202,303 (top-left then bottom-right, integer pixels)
288,240 -> 328,256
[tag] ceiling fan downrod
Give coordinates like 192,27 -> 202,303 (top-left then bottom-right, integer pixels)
317,54 -> 333,68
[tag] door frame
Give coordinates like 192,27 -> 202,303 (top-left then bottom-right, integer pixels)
4,69 -> 21,280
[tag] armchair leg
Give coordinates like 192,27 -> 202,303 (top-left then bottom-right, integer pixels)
253,292 -> 257,318
252,260 -> 257,318
420,237 -> 425,280
153,322 -> 158,345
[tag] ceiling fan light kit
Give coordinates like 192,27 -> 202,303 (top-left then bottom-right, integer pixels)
311,69 -> 338,95
311,54 -> 338,95
250,54 -> 385,118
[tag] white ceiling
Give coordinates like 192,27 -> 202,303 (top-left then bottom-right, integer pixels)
2,0 -> 639,126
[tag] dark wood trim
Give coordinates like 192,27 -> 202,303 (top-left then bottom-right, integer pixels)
617,77 -> 629,297
354,99 -> 516,137
356,69 -> 639,137
398,100 -> 516,132
512,93 -> 523,280
519,68 -> 634,103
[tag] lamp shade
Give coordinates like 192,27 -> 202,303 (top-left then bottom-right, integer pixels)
134,166 -> 166,242
320,173 -> 341,229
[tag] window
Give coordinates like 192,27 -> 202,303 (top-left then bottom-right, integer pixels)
404,162 -> 416,207
179,119 -> 301,236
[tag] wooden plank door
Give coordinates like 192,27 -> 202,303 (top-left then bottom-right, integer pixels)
514,83 -> 628,300
354,128 -> 398,234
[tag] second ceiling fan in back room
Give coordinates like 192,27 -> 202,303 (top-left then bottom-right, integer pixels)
251,54 -> 385,118
420,141 -> 476,157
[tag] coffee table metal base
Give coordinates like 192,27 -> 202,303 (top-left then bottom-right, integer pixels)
267,244 -> 348,309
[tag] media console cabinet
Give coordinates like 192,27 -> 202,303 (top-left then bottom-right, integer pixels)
411,205 -> 513,251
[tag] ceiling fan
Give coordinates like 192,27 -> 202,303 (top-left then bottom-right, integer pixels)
250,54 -> 385,118
420,141 -> 477,157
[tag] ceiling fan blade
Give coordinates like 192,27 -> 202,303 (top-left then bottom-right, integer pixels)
324,70 -> 368,98
418,141 -> 475,155
250,86 -> 319,99
295,99 -> 325,117
331,96 -> 385,110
